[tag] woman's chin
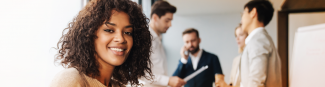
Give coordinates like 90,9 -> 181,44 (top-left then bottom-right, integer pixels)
110,61 -> 125,66
106,58 -> 126,66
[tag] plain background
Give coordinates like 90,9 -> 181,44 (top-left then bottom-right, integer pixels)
0,0 -> 81,86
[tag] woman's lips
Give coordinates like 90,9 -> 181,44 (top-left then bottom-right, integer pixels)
109,47 -> 125,56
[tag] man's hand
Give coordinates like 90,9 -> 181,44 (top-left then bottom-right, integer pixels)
180,46 -> 188,60
168,76 -> 186,87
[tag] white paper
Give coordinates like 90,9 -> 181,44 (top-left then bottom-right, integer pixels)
183,65 -> 208,82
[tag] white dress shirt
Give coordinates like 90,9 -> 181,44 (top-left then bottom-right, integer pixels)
180,49 -> 203,70
238,27 -> 264,87
139,27 -> 169,87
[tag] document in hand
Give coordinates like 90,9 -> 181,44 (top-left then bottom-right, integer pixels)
183,65 -> 208,82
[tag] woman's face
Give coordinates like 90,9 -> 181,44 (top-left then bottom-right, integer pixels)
94,10 -> 133,66
235,27 -> 247,49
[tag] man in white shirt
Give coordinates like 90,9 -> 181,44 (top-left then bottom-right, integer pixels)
234,0 -> 282,87
139,1 -> 186,87
173,28 -> 224,87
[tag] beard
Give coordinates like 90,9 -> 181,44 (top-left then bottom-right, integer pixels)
188,46 -> 199,54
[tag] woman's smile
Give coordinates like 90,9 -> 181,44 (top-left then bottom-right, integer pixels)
108,47 -> 126,56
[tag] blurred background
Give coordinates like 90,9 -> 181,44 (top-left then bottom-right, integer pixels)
0,0 -> 324,87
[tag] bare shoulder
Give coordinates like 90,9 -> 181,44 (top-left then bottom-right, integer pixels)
50,68 -> 83,87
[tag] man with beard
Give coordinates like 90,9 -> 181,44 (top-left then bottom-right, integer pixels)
172,28 -> 225,87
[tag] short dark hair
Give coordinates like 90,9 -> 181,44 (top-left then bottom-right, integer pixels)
150,0 -> 177,18
182,28 -> 199,38
244,0 -> 274,26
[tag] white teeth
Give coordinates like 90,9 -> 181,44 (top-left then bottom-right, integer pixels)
111,48 -> 124,52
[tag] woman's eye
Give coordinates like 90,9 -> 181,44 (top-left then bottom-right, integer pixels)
124,32 -> 133,36
104,29 -> 114,33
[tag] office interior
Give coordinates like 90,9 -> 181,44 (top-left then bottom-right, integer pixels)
0,0 -> 324,87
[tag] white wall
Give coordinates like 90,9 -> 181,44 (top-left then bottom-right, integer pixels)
45,0 -> 82,87
0,0 -> 82,87
163,12 -> 279,83
0,0 -> 51,87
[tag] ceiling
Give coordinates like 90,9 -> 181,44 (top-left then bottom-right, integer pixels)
167,0 -> 284,15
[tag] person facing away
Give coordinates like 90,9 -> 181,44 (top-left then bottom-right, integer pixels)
50,0 -> 153,87
138,0 -> 185,87
172,28 -> 224,87
234,0 -> 282,87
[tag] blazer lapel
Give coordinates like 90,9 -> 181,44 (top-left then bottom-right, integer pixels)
187,56 -> 195,71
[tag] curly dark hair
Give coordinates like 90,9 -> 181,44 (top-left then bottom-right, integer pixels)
55,0 -> 153,86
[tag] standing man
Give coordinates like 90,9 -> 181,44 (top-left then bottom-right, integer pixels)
173,28 -> 224,87
235,0 -> 282,87
140,1 -> 185,87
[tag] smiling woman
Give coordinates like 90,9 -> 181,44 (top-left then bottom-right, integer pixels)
50,0 -> 153,87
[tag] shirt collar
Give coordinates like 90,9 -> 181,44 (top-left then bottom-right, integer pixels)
190,48 -> 203,59
245,27 -> 264,44
149,27 -> 162,41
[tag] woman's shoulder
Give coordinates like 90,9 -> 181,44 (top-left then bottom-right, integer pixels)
55,68 -> 81,78
50,68 -> 83,87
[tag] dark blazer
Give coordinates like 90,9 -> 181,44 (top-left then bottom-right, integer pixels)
172,50 -> 223,87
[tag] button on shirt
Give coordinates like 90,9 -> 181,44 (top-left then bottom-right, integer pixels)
180,49 -> 203,70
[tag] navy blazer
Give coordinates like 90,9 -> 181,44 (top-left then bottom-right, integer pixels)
172,50 -> 223,87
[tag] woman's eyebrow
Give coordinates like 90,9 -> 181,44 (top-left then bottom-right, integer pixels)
105,22 -> 116,26
125,25 -> 133,28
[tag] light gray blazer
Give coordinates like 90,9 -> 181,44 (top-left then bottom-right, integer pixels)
236,28 -> 282,87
